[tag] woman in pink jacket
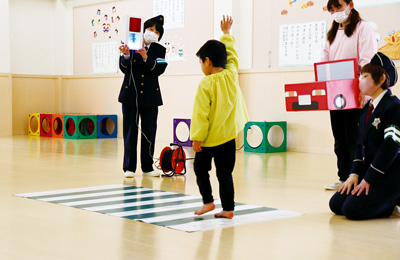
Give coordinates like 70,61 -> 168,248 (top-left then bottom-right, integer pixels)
323,0 -> 377,191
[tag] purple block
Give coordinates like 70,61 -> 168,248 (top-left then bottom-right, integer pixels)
173,118 -> 192,147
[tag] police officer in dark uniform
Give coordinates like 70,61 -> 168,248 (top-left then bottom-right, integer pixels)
329,52 -> 400,220
118,15 -> 167,178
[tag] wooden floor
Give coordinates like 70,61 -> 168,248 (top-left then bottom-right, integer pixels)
1,135 -> 400,260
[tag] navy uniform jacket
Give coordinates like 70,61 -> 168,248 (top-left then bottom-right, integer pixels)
118,43 -> 167,108
350,90 -> 400,186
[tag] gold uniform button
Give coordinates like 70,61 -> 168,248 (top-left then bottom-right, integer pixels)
125,86 -> 128,88
141,75 -> 144,77
141,83 -> 144,86
140,91 -> 143,94
134,60 -> 136,62
156,88 -> 159,91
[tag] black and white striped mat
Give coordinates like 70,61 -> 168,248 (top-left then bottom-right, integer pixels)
15,184 -> 303,232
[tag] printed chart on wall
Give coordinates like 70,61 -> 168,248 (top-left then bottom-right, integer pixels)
279,20 -> 326,66
153,0 -> 184,29
92,41 -> 118,74
153,0 -> 186,62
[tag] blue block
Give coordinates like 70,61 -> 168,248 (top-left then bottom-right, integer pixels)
97,115 -> 117,138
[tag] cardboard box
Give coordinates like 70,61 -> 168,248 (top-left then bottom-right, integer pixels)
285,59 -> 360,111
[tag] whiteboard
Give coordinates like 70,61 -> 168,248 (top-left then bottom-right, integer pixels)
74,0 -> 214,75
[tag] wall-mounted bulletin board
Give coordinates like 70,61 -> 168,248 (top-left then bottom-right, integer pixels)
74,1 -> 152,75
73,0 -> 215,75
269,0 -> 400,69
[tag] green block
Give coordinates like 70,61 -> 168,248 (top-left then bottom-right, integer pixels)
64,115 -> 97,139
244,121 -> 287,153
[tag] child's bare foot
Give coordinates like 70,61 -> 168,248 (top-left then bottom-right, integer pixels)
194,203 -> 215,215
214,210 -> 234,219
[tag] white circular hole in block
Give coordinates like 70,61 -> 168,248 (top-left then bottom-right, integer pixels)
176,121 -> 190,143
246,125 -> 263,148
267,125 -> 284,148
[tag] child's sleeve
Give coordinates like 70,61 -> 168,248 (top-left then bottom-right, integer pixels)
364,105 -> 400,185
350,139 -> 365,178
220,34 -> 239,75
190,80 -> 211,142
119,51 -> 133,74
144,46 -> 168,77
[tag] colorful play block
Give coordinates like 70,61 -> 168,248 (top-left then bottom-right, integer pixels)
40,114 -> 53,137
173,118 -> 192,147
28,113 -> 41,136
51,114 -> 65,138
64,115 -> 97,139
285,58 -> 360,111
97,115 -> 117,138
244,121 -> 287,153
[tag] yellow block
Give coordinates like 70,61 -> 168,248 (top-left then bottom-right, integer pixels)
28,113 -> 40,136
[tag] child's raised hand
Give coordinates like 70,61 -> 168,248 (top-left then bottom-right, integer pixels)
221,15 -> 233,34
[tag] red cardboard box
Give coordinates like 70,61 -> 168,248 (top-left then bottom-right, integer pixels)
285,59 -> 360,111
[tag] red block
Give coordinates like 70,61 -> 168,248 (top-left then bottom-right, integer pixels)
40,114 -> 53,137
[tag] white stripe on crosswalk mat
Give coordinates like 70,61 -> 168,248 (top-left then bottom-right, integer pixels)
40,187 -> 151,202
16,184 -> 128,197
82,194 -> 199,211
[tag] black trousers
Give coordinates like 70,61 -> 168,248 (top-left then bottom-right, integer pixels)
122,104 -> 158,173
330,109 -> 361,181
194,139 -> 236,211
329,175 -> 400,220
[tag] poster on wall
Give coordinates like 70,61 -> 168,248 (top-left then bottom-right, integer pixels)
379,29 -> 400,60
353,0 -> 400,8
279,20 -> 326,66
153,0 -> 185,30
92,41 -> 118,74
91,6 -> 121,40
162,34 -> 186,61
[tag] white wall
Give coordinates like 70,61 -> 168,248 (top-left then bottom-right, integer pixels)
8,0 -> 76,75
10,0 -> 56,74
0,0 -> 10,73
55,0 -> 74,75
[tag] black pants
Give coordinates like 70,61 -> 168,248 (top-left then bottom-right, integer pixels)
330,109 -> 361,181
122,104 -> 158,173
194,139 -> 236,211
329,176 -> 400,220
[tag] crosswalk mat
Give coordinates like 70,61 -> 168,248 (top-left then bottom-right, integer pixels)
15,184 -> 303,232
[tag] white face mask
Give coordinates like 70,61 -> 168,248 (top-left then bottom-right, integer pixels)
143,30 -> 159,44
332,6 -> 350,24
359,73 -> 379,96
